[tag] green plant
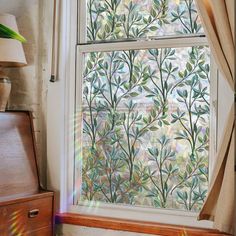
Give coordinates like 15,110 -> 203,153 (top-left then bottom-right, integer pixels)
0,23 -> 26,42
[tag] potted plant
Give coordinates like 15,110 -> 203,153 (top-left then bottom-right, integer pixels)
0,23 -> 26,42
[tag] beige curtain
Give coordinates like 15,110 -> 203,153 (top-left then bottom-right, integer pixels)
195,0 -> 235,234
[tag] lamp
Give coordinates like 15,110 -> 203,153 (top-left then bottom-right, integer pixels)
0,14 -> 27,111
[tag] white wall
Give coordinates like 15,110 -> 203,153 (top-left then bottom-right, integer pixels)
0,0 -> 53,186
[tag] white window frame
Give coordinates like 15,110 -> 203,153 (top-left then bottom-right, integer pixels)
47,0 -> 218,229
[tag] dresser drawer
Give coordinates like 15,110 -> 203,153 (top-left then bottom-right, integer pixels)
27,196 -> 53,230
0,196 -> 53,236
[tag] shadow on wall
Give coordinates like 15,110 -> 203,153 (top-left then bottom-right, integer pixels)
0,0 -> 47,188
0,0 -> 39,110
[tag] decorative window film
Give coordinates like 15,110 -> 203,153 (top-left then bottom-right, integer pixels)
80,46 -> 210,211
75,0 -> 213,213
87,0 -> 203,41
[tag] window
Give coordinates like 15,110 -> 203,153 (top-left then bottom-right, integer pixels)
73,0 -> 217,226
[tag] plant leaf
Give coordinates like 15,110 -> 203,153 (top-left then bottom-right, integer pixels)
0,23 -> 26,42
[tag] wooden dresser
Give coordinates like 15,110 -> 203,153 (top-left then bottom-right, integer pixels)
0,111 -> 54,235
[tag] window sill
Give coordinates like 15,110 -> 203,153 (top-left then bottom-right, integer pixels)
55,213 -> 231,236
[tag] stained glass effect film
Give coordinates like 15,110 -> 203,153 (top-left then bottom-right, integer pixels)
78,46 -> 210,211
86,0 -> 203,42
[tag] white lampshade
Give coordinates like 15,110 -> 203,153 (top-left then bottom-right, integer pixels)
0,14 -> 27,67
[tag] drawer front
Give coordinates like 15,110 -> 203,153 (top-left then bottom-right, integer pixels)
0,196 -> 53,236
0,201 -> 28,235
27,197 -> 53,231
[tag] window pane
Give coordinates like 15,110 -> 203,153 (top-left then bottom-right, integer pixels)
77,46 -> 210,212
86,0 -> 203,42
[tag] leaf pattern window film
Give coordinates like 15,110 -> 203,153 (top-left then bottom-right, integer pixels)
86,0 -> 203,41
79,46 -> 210,211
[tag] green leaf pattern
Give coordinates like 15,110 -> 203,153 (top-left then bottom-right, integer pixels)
79,0 -> 209,212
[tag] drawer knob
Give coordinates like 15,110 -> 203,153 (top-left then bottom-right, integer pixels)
28,209 -> 39,218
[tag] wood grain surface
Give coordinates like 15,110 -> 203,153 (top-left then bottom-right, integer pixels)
56,213 -> 231,236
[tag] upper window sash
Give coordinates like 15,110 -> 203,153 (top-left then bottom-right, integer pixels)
78,0 -> 204,44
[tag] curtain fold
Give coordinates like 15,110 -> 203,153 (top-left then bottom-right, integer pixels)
195,0 -> 235,234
